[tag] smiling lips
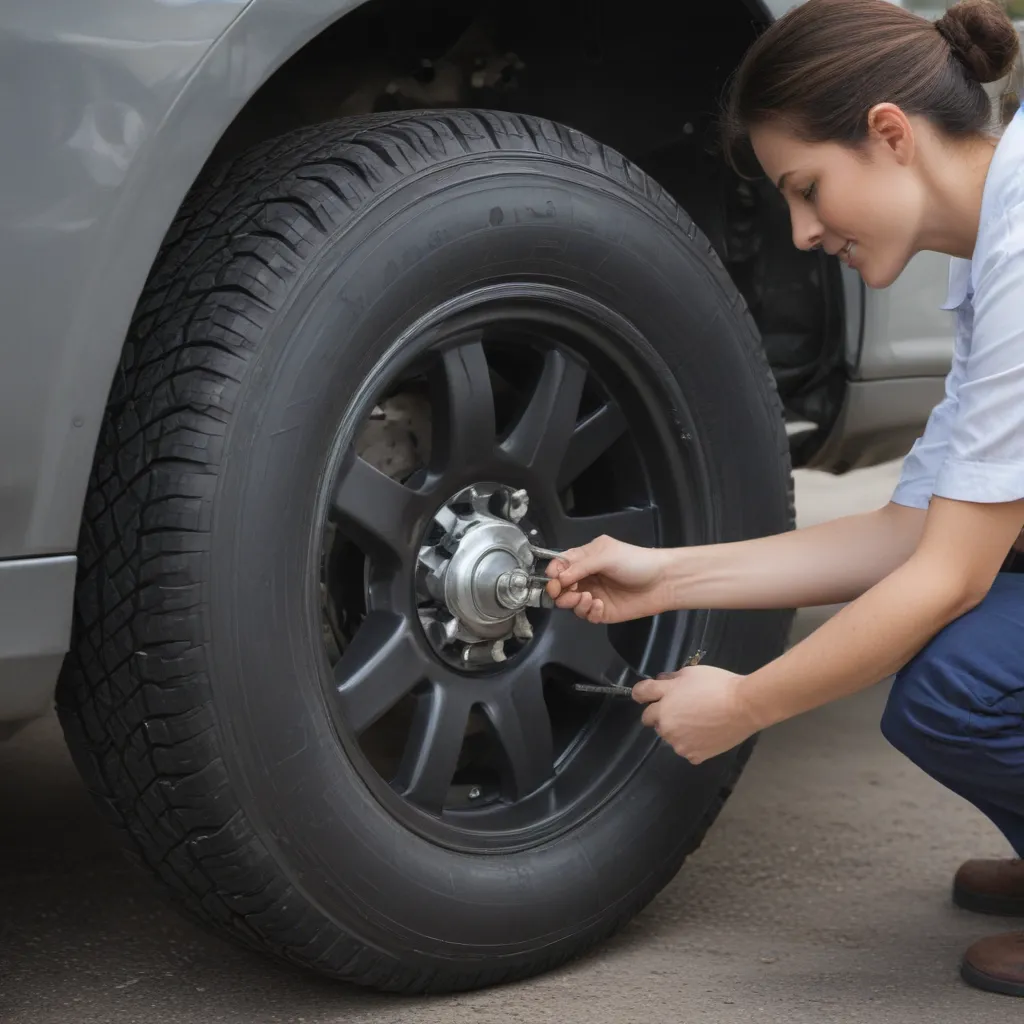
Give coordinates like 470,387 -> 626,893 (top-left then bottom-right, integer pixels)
838,240 -> 856,266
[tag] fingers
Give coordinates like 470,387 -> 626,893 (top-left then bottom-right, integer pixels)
544,573 -> 576,599
544,556 -> 577,600
552,547 -> 602,589
543,547 -> 606,623
546,551 -> 587,582
552,587 -> 605,622
641,703 -> 660,730
572,590 -> 601,622
545,555 -> 574,579
632,677 -> 669,704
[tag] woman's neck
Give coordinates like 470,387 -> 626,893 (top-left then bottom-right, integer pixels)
918,133 -> 999,261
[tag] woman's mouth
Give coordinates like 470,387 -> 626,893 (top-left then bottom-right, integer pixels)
839,240 -> 857,267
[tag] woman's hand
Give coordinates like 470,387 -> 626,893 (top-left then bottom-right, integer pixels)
544,535 -> 669,623
632,665 -> 760,764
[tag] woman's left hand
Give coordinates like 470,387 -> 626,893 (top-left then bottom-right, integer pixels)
632,665 -> 760,764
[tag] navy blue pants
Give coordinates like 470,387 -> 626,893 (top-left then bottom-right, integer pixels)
882,571 -> 1024,856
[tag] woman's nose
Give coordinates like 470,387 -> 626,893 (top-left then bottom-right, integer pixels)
791,209 -> 824,252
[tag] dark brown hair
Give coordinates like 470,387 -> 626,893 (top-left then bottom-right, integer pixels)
722,0 -> 1020,172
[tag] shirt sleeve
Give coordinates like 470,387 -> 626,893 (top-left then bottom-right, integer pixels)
890,354 -> 965,509
891,257 -> 972,509
931,203 -> 1024,505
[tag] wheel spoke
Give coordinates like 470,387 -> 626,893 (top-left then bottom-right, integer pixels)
502,349 -> 588,477
545,615 -> 636,689
394,686 -> 471,813
557,401 -> 627,491
330,453 -> 424,567
430,337 -> 497,472
333,612 -> 428,734
557,504 -> 658,550
483,675 -> 555,801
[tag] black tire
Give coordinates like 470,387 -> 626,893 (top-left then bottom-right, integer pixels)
57,110 -> 794,993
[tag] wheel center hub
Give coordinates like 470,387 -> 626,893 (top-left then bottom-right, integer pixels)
444,518 -> 529,630
417,484 -> 549,667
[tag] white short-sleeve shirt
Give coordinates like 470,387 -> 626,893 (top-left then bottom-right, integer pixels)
892,105 -> 1024,510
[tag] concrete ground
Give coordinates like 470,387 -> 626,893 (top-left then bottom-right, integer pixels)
2,461 -> 1021,1024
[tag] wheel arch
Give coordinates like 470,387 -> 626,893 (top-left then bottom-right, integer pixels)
5,0 -> 364,561
26,0 -> 792,561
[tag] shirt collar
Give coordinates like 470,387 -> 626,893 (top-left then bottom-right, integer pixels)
941,104 -> 1024,311
941,257 -> 972,310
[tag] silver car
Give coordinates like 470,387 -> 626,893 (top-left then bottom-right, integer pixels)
0,0 -> 977,994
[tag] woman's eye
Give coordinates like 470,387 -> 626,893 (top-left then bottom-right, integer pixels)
801,183 -> 817,202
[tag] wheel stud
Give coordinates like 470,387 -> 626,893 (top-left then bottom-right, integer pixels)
513,610 -> 533,640
507,488 -> 529,522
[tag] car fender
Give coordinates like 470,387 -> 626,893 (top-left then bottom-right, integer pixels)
1,0 -> 790,562
0,0 -> 367,559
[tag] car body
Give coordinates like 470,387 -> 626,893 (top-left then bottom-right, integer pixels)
0,0 -> 965,734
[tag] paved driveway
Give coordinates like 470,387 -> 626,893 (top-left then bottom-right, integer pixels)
2,463 -> 1020,1023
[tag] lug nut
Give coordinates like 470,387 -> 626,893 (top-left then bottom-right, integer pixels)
495,568 -> 531,610
507,488 -> 529,522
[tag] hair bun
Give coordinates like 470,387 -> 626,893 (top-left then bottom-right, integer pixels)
936,0 -> 1020,84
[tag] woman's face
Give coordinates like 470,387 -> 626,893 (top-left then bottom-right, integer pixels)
750,116 -> 924,289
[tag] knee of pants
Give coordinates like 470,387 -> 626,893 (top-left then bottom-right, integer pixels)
880,643 -> 971,773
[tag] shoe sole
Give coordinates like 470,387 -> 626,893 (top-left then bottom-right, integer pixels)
961,959 -> 1024,997
953,884 -> 1024,918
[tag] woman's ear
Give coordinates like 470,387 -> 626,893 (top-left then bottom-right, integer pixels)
866,102 -> 916,166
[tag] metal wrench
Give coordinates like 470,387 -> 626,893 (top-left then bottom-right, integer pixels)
523,544 -> 564,608
528,543 -> 565,563
571,649 -> 707,698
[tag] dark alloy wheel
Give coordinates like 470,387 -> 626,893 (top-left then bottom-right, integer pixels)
323,289 -> 708,848
58,110 -> 794,993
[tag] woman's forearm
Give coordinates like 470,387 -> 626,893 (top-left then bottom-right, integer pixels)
654,501 -> 925,612
735,495 -> 1024,729
736,551 -> 967,729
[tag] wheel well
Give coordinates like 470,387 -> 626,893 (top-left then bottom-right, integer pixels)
199,0 -> 847,465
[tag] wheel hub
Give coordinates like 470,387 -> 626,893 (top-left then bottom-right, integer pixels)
417,484 -> 549,667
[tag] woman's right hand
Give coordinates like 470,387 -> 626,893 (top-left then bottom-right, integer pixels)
544,535 -> 669,623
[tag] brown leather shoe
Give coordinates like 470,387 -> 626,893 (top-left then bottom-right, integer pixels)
962,932 -> 1024,996
954,859 -> 1024,917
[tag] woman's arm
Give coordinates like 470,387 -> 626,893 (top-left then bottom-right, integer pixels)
733,220 -> 1024,726
632,496 -> 1024,765
548,500 -> 929,622
653,500 -> 926,612
737,495 -> 1024,730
